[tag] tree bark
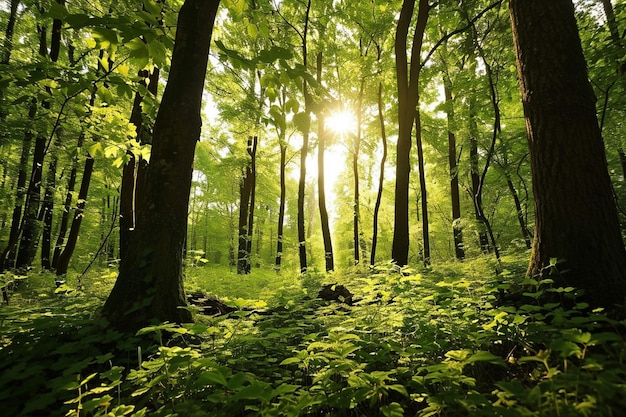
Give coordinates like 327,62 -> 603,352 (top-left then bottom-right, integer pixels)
55,156 -> 94,275
275,137 -> 287,272
392,0 -> 429,266
444,79 -> 465,260
100,0 -> 220,330
510,0 -> 626,308
245,136 -> 258,273
0,0 -> 20,65
296,0 -> 312,274
370,81 -> 388,266
316,52 -> 334,272
0,98 -> 36,271
120,68 -> 159,260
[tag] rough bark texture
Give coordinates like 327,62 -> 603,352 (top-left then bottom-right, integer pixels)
275,141 -> 286,271
100,0 -> 220,330
510,0 -> 626,308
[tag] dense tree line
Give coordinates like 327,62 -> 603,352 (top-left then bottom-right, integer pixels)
0,0 -> 624,328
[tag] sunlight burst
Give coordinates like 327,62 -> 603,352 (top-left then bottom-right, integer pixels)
325,110 -> 357,135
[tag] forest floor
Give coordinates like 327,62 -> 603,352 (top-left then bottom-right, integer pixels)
1,254 -> 625,416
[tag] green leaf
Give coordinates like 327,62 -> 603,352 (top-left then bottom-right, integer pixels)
46,0 -> 68,19
197,369 -> 229,387
466,351 -> 506,366
293,112 -> 310,133
381,402 -> 404,417
148,40 -> 168,68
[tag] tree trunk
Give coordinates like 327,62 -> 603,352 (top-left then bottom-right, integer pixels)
504,170 -> 532,249
100,0 -> 220,331
510,0 -> 626,308
55,156 -> 94,276
353,80 -> 364,266
297,0 -> 312,274
0,98 -> 36,271
52,134 -> 81,269
275,141 -> 287,272
370,81 -> 388,266
120,68 -> 160,260
40,152 -> 56,270
237,136 -> 256,274
316,52 -> 334,272
444,79 -> 465,260
392,0 -> 429,266
15,134 -> 45,270
468,99 -> 491,253
0,0 -> 20,64
246,136 -> 258,273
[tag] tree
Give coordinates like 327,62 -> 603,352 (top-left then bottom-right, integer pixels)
392,0 -> 430,267
509,0 -> 626,308
100,0 -> 220,330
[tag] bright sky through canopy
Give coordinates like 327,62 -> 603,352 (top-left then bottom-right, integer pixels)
325,110 -> 357,136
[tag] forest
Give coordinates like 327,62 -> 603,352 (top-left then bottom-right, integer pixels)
1,0 -> 626,415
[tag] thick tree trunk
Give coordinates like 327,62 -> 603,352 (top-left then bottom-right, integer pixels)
100,0 -> 220,330
510,0 -> 626,308
444,80 -> 465,260
392,0 -> 429,266
370,81 -> 388,266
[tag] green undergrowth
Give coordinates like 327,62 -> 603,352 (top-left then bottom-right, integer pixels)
1,256 -> 625,416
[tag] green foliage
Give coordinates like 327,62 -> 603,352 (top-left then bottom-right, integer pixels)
1,258 -> 625,416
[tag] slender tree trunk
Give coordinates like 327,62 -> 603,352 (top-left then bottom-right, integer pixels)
315,52 -> 334,272
16,134 -> 45,270
245,136 -> 258,273
371,81 -> 388,266
100,0 -> 220,330
55,156 -> 94,275
468,99 -> 491,253
510,0 -> 626,308
0,99 -> 36,271
275,141 -> 287,272
237,162 -> 252,274
52,133 -> 81,269
353,80 -> 364,266
415,109 -> 430,266
1,0 -> 20,65
504,169 -> 532,249
120,68 -> 160,260
444,79 -> 465,260
296,0 -> 312,274
40,151 -> 56,270
392,0 -> 430,266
